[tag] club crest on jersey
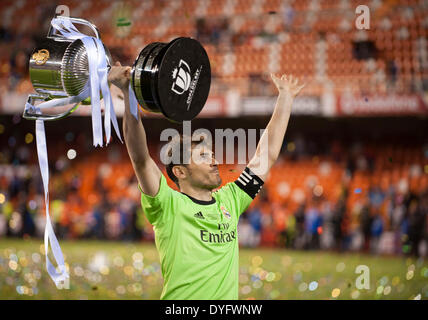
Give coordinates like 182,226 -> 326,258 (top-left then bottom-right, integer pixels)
220,205 -> 231,219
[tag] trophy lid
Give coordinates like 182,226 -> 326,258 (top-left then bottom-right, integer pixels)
132,37 -> 211,123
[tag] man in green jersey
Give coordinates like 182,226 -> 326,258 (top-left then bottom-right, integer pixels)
108,62 -> 304,299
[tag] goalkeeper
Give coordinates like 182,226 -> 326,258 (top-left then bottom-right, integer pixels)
108,64 -> 304,299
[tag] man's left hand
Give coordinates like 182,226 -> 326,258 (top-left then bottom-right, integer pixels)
271,73 -> 305,97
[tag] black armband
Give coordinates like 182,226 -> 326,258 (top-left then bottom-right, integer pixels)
234,167 -> 264,199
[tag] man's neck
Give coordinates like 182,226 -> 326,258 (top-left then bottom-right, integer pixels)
179,184 -> 213,202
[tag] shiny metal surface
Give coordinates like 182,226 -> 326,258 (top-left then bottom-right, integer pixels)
131,42 -> 159,112
25,16 -> 111,121
29,38 -> 70,97
61,39 -> 89,96
23,94 -> 80,121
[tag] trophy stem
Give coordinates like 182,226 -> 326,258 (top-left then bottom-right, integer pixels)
23,94 -> 81,121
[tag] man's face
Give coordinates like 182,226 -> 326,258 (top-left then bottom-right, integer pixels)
184,144 -> 222,190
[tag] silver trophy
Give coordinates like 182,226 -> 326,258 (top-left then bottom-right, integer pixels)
23,16 -> 112,120
23,16 -> 120,288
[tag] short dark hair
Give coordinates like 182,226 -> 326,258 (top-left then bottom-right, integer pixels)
165,134 -> 207,187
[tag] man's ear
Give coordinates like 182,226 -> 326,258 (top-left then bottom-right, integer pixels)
172,165 -> 187,180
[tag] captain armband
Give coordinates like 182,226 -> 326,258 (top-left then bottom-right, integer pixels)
234,167 -> 264,199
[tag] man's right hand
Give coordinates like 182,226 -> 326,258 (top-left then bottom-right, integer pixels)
108,61 -> 132,92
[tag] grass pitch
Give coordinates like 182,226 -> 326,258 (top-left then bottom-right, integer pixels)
0,238 -> 427,300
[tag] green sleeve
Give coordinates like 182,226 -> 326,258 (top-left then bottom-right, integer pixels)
138,174 -> 174,226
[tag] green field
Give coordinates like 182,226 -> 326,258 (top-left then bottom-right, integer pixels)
0,238 -> 427,300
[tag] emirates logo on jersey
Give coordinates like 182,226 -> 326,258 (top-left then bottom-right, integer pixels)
220,205 -> 231,219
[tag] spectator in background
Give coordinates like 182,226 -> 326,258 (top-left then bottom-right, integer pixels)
370,211 -> 384,254
272,202 -> 287,247
237,214 -> 253,247
138,206 -> 154,241
69,173 -> 82,193
345,154 -> 356,177
118,198 -> 139,241
320,200 -> 334,250
196,18 -> 208,43
15,191 -> 29,237
294,134 -> 306,160
285,212 -> 296,248
332,199 -> 346,251
304,201 -> 322,250
51,199 -> 65,237
260,209 -> 276,247
22,200 -> 36,237
293,202 -> 306,249
209,19 -> 221,46
195,17 -> 230,49
129,202 -> 141,241
386,59 -> 398,89
407,197 -> 426,257
349,201 -> 364,251
369,185 -> 385,210
364,144 -> 376,173
0,26 -> 13,42
360,198 -> 372,252
391,193 -> 406,254
8,174 -> 22,199
34,210 -> 46,238
90,204 -> 106,239
105,206 -> 121,240
247,205 -> 262,247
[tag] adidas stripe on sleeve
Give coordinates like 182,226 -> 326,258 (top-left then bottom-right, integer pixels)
234,167 -> 264,199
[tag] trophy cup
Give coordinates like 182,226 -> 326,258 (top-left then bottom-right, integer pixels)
22,15 -> 117,287
130,37 -> 211,122
23,16 -> 112,120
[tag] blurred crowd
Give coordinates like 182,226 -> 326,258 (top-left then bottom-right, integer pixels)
1,136 -> 427,258
0,159 -> 153,243
239,181 -> 428,257
238,135 -> 428,257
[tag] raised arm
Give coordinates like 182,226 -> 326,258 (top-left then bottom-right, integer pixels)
108,62 -> 162,196
247,74 -> 305,181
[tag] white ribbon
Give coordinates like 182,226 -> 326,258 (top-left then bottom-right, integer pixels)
129,83 -> 139,121
81,37 -> 103,146
25,16 -> 123,286
51,16 -> 122,145
96,38 -> 122,144
33,107 -> 69,286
